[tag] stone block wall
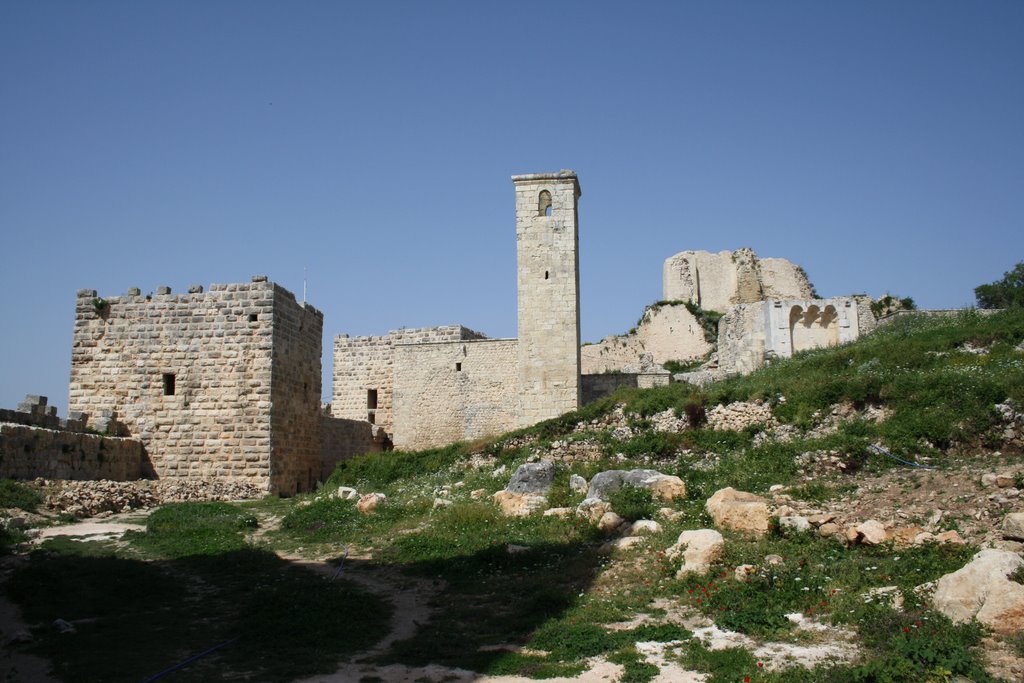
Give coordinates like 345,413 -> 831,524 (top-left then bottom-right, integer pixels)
580,373 -> 638,405
581,302 -> 713,374
68,277 -> 323,494
513,171 -> 582,426
392,339 -> 518,450
0,423 -> 144,481
320,414 -> 385,480
332,326 -> 487,435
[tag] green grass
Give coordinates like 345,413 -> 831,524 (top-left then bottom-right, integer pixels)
128,501 -> 257,558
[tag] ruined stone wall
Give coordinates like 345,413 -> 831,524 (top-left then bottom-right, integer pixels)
392,339 -> 518,450
332,326 -> 486,435
513,171 -> 581,426
0,423 -> 144,481
581,303 -> 713,374
68,278 -> 322,494
663,248 -> 814,312
580,373 -> 638,405
320,414 -> 384,479
718,298 -> 868,375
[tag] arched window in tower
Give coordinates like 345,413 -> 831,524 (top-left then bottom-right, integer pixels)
538,190 -> 552,216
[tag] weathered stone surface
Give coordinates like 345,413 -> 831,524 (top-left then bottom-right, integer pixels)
705,487 -> 770,534
586,469 -> 686,502
935,530 -> 965,545
506,461 -> 556,495
735,564 -> 756,582
667,529 -> 725,576
543,507 -> 573,518
932,549 -> 1024,634
356,492 -> 386,514
569,474 -> 588,494
856,520 -> 889,546
1003,512 -> 1024,541
597,511 -> 625,534
581,302 -> 712,374
493,490 -> 546,517
576,497 -> 611,523
779,516 -> 811,534
630,520 -> 663,536
333,486 -> 359,500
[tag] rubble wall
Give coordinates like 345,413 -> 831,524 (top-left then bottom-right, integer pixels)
0,424 -> 144,481
581,303 -> 712,374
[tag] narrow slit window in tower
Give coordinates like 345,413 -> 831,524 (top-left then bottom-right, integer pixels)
367,389 -> 378,409
162,373 -> 176,396
544,270 -> 549,280
455,362 -> 462,372
248,313 -> 258,322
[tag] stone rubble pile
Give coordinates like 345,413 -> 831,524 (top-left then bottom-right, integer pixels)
995,399 -> 1024,447
40,478 -> 264,518
706,401 -> 777,432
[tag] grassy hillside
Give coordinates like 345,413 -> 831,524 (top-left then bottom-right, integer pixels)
4,309 -> 1023,682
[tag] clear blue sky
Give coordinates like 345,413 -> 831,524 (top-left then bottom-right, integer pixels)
2,1 -> 1022,415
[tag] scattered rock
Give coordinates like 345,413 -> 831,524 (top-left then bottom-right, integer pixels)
764,554 -> 784,566
576,497 -> 611,523
982,473 -> 999,487
585,469 -> 686,502
505,544 -> 529,554
656,507 -> 683,522
862,586 -> 904,610
469,488 -> 487,500
936,530 -> 966,545
1003,512 -> 1024,541
432,498 -> 452,509
609,536 -> 645,551
493,490 -> 546,517
333,486 -> 359,500
890,526 -> 925,547
569,474 -> 588,494
543,507 -> 573,518
855,520 -> 888,545
734,564 -> 756,582
996,473 -> 1018,489
356,492 -> 386,514
779,515 -> 811,534
630,520 -> 663,535
817,522 -> 841,538
705,487 -> 770,534
931,549 -> 1024,635
666,529 -> 724,576
597,511 -> 625,535
506,461 -> 556,495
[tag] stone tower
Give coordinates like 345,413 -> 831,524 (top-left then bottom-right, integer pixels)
513,170 -> 582,426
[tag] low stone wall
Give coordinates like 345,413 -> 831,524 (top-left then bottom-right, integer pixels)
320,415 -> 385,479
0,423 -> 145,481
581,373 -> 638,405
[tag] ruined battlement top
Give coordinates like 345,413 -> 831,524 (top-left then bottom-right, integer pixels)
511,170 -> 581,195
76,277 -> 323,317
335,325 -> 488,345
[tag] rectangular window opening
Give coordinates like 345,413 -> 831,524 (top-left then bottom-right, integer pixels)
248,313 -> 258,322
455,362 -> 462,372
367,411 -> 375,424
162,373 -> 176,396
367,389 -> 378,410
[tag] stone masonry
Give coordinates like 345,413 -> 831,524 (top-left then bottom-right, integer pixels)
514,171 -> 582,426
663,248 -> 814,312
332,326 -> 487,435
581,302 -> 713,374
69,276 -> 323,495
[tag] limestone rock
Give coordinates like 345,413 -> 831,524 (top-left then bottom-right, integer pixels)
356,492 -> 386,514
432,498 -> 452,509
1003,512 -> 1024,541
705,487 -> 770,534
576,497 -> 611,523
817,522 -> 841,538
585,469 -> 687,503
543,507 -> 573,518
856,520 -> 888,545
506,461 -> 555,495
470,488 -> 487,500
779,515 -> 811,534
932,549 -> 1024,635
890,526 -> 925,547
936,530 -> 965,545
630,520 -> 663,536
735,564 -> 756,582
764,554 -> 784,566
610,536 -> 645,551
666,529 -> 725,576
333,486 -> 360,500
569,474 -> 588,494
598,511 -> 625,535
493,490 -> 546,517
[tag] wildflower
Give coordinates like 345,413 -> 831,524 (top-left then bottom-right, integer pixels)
757,661 -> 764,668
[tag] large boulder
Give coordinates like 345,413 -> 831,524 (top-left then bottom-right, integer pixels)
506,461 -> 556,495
931,549 -> 1024,635
585,469 -> 686,503
705,487 -> 770,534
666,529 -> 724,576
1003,512 -> 1024,542
493,490 -> 547,517
356,492 -> 386,514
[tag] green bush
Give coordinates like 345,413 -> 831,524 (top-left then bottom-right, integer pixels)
0,479 -> 43,511
608,485 -> 656,522
327,442 -> 468,490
